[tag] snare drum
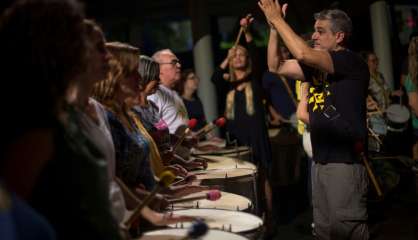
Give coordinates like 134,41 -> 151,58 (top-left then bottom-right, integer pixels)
172,190 -> 252,211
139,228 -> 249,240
386,104 -> 410,132
167,209 -> 263,234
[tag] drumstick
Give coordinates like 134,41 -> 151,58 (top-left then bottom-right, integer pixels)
361,153 -> 383,197
169,190 -> 221,204
367,126 -> 383,145
124,171 -> 176,228
354,142 -> 383,197
233,14 -> 252,47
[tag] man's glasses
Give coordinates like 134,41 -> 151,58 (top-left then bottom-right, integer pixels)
159,59 -> 180,66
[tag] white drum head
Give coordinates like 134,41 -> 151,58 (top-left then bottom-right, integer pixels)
139,228 -> 248,240
167,209 -> 263,233
200,155 -> 256,171
172,190 -> 252,211
192,168 -> 255,180
386,104 -> 410,123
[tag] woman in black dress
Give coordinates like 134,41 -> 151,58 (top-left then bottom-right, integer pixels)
211,16 -> 273,222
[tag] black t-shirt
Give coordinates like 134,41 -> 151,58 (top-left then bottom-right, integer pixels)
301,49 -> 369,163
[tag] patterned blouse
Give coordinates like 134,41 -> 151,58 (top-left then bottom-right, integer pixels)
106,110 -> 156,191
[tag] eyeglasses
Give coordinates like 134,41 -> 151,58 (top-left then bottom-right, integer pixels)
159,59 -> 181,66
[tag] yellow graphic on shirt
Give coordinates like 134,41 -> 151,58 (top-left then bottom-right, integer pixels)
308,82 -> 331,112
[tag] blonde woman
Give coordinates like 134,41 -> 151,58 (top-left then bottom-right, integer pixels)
211,15 -> 273,224
93,43 -> 208,201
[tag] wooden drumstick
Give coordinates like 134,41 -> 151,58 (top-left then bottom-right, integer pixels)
168,190 -> 221,204
354,142 -> 383,197
361,153 -> 383,197
367,126 -> 383,145
233,14 -> 251,48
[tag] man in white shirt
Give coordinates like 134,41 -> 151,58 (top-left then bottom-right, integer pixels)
148,49 -> 189,134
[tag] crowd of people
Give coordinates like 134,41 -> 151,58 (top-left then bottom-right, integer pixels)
0,0 -> 417,240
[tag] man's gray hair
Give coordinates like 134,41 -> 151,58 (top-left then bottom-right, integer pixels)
152,49 -> 175,63
314,9 -> 352,39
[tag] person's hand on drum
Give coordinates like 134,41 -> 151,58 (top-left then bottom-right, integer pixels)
161,149 -> 175,165
166,164 -> 188,178
184,135 -> 199,148
150,193 -> 170,211
143,208 -> 195,226
183,158 -> 208,171
169,184 -> 213,198
153,211 -> 196,226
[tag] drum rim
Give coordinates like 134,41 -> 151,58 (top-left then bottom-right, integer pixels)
172,190 -> 252,211
193,167 -> 257,180
193,146 -> 251,156
143,228 -> 249,239
167,208 -> 263,233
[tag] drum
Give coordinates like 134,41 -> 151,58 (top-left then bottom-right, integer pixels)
197,139 -> 226,148
193,146 -> 251,161
167,209 -> 263,234
172,190 -> 252,211
386,104 -> 410,132
368,115 -> 387,136
139,228 -> 249,240
199,155 -> 256,171
191,168 -> 257,211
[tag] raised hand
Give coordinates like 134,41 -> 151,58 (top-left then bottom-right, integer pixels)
258,0 -> 287,23
240,14 -> 254,29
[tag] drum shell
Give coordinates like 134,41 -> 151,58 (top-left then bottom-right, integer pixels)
193,146 -> 252,162
269,128 -> 302,186
386,104 -> 410,132
199,170 -> 256,212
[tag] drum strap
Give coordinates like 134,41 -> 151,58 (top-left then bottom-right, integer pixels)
279,75 -> 298,108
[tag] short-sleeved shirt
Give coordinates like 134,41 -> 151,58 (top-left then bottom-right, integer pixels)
301,49 -> 369,163
147,85 -> 189,134
404,74 -> 418,130
133,103 -> 171,153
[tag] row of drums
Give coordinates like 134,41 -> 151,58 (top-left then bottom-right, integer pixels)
139,144 -> 263,240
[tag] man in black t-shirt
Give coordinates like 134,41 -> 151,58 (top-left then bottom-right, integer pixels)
260,1 -> 369,239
